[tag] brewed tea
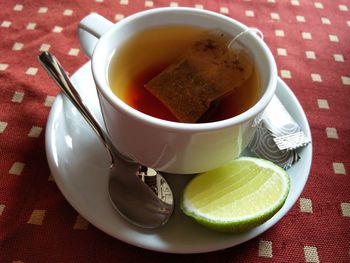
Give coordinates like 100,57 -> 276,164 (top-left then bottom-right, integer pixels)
108,25 -> 260,123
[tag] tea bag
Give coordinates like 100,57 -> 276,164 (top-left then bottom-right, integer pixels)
145,30 -> 253,123
248,95 -> 311,169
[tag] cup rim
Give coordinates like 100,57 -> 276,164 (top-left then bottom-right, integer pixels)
92,7 -> 277,132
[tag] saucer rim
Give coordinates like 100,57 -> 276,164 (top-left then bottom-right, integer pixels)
45,62 -> 312,254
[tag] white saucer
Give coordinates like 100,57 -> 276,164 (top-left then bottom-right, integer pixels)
46,62 -> 312,254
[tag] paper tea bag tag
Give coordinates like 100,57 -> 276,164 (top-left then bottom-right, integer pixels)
248,95 -> 311,169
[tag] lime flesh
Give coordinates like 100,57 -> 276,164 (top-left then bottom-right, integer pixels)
181,157 -> 290,233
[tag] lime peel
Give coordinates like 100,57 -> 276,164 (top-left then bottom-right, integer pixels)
181,157 -> 290,233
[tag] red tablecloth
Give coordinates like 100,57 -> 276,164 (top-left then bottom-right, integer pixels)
1,0 -> 349,262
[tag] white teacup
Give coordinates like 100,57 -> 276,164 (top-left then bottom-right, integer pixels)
78,7 -> 277,174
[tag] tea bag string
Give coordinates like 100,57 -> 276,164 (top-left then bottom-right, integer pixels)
228,27 -> 264,49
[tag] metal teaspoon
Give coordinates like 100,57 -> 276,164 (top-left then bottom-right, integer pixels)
38,51 -> 174,229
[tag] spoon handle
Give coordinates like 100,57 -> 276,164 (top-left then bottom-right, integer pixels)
38,51 -> 115,163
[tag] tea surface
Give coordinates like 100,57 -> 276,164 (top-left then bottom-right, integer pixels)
108,25 -> 260,123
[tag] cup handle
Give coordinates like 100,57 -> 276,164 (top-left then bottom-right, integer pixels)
78,13 -> 114,57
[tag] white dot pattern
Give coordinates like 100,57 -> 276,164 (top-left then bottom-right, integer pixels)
0,204 -> 5,216
341,203 -> 350,217
317,99 -> 329,109
1,21 -> 12,27
0,64 -> 9,71
314,2 -> 324,9
39,43 -> 51,52
259,240 -> 273,258
26,67 -> 38,76
333,163 -> 346,175
270,12 -> 280,20
277,48 -> 287,56
220,7 -> 229,14
12,92 -> 24,103
114,13 -> 124,21
326,127 -> 338,139
304,246 -> 320,263
13,4 -> 23,11
12,42 -> 24,51
48,174 -> 54,181
291,0 -> 300,6
0,122 -> 8,133
333,54 -> 344,62
26,22 -> 36,30
311,73 -> 322,82
28,210 -> 46,225
44,96 -> 56,107
28,126 -> 43,138
281,70 -> 292,79
38,7 -> 48,13
63,9 -> 73,16
73,215 -> 90,230
245,10 -> 254,17
275,29 -> 285,37
0,1 -> 348,261
9,162 -> 25,175
341,76 -> 350,85
296,15 -> 306,22
339,5 -> 348,11
300,198 -> 313,213
68,48 -> 80,56
145,1 -> 153,7
321,17 -> 331,25
52,26 -> 63,33
302,32 -> 312,40
329,35 -> 339,42
306,51 -> 316,59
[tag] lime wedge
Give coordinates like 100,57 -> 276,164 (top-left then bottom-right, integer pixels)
181,157 -> 290,233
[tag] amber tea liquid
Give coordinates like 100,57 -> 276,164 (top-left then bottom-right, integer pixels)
108,25 -> 261,123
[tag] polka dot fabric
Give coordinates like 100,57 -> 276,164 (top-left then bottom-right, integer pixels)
1,0 -> 349,262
